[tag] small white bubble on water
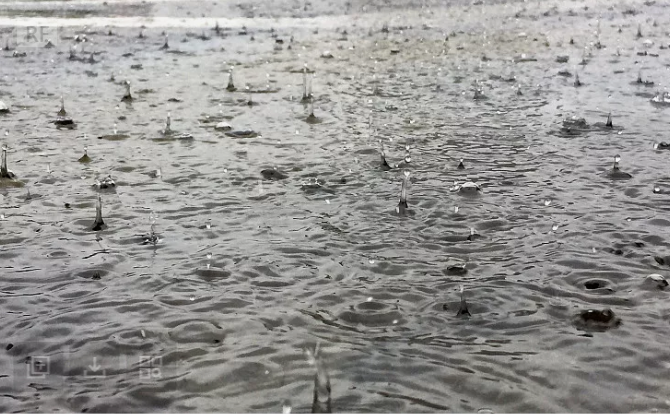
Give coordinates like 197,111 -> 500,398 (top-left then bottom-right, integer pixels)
368,259 -> 375,264
367,297 -> 373,302
544,200 -> 551,206
190,296 -> 195,301
4,130 -> 7,136
626,218 -> 631,222
552,223 -> 559,231
392,319 -> 398,324
454,206 -> 459,213
141,329 -> 146,338
206,219 -> 211,229
265,370 -> 269,375
592,247 -> 597,253
0,214 -> 5,220
653,186 -> 661,194
325,199 -> 330,204
295,129 -> 300,135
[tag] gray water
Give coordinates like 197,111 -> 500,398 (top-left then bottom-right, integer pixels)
1,0 -> 670,411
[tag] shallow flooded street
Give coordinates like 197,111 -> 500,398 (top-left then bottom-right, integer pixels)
1,0 -> 670,411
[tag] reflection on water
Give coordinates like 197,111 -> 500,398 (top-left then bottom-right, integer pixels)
1,0 -> 670,412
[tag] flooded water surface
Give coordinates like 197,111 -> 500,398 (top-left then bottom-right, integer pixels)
1,0 -> 670,411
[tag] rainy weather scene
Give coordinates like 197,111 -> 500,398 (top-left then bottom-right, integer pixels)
1,0 -> 670,412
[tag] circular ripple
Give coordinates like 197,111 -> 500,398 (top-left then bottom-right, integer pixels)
337,300 -> 404,327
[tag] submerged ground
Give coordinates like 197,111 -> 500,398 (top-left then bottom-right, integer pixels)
1,0 -> 670,411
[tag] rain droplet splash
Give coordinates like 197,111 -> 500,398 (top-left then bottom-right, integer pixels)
282,400 -> 292,414
1,144 -> 15,179
226,66 -> 235,91
305,343 -> 332,413
380,140 -> 391,170
144,211 -> 159,245
457,285 -> 471,317
396,170 -> 410,215
301,64 -> 311,102
164,112 -> 172,135
91,195 -> 105,231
